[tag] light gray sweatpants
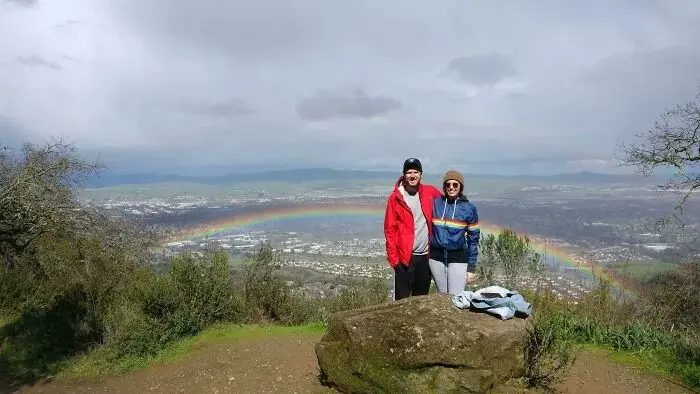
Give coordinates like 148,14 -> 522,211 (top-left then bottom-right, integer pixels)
428,259 -> 468,295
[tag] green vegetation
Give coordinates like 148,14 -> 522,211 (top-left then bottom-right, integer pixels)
0,242 -> 387,386
524,276 -> 700,389
475,228 -> 544,289
606,259 -> 679,281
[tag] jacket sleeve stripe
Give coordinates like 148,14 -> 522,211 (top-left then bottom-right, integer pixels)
431,218 -> 468,228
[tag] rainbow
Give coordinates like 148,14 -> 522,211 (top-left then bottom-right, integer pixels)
169,203 -> 638,297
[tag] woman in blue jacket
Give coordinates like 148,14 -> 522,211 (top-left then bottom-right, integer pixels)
429,170 -> 481,295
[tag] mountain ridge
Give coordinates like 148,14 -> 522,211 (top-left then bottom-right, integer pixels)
83,168 -> 668,188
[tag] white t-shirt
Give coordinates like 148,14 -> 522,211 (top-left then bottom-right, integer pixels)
400,185 -> 429,255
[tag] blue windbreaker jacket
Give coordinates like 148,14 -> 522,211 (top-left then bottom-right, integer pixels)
430,195 -> 480,268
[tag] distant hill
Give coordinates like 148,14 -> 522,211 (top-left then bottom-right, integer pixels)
84,168 -> 397,187
83,168 -> 667,188
497,170 -> 668,184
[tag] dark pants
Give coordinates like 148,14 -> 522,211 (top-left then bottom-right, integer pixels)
394,253 -> 432,300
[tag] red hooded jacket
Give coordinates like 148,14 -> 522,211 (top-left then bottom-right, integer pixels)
383,177 -> 442,268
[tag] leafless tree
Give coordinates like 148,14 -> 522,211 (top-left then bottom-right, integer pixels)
620,88 -> 700,227
1,139 -> 105,265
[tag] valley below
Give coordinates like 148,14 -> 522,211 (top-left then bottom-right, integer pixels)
81,172 -> 700,297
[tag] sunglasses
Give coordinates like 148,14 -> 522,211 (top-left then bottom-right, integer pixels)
444,181 -> 461,189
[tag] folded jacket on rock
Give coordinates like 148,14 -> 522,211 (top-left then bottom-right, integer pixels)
452,285 -> 532,320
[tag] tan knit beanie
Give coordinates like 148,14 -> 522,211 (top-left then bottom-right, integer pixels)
442,170 -> 464,186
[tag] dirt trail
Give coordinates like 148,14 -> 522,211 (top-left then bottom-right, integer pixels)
556,351 -> 692,394
7,333 -> 693,394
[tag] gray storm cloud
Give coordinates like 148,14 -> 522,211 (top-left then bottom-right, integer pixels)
444,54 -> 518,86
296,90 -> 402,121
178,98 -> 254,117
2,0 -> 37,8
15,55 -> 63,70
1,0 -> 700,174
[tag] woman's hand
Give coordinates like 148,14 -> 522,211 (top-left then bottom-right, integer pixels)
466,272 -> 476,283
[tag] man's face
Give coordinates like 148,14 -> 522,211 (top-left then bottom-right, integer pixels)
404,169 -> 422,187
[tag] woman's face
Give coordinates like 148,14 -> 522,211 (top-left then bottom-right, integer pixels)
444,180 -> 461,198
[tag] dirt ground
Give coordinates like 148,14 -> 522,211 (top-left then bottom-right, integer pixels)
5,333 -> 694,394
556,351 -> 693,394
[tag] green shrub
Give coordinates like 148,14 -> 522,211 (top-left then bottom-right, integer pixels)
322,277 -> 388,314
103,251 -> 246,357
157,251 -> 244,334
0,286 -> 98,381
240,244 -> 318,325
102,299 -> 161,358
523,315 -> 577,390
643,262 -> 700,332
476,229 -> 545,290
0,227 -> 147,383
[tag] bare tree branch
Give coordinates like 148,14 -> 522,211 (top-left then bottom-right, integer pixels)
0,138 -> 109,265
620,89 -> 700,227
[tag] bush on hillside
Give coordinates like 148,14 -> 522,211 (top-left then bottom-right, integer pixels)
320,276 -> 389,325
241,245 -> 316,325
476,228 -> 545,290
523,315 -> 577,390
0,223 -> 150,380
102,251 -> 245,358
643,261 -> 700,332
99,244 -> 389,359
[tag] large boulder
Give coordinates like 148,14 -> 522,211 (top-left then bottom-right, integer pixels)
315,293 -> 530,393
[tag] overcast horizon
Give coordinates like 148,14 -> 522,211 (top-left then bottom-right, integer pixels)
2,0 -> 700,176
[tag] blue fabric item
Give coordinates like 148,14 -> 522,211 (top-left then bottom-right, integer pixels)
430,196 -> 480,268
452,285 -> 532,320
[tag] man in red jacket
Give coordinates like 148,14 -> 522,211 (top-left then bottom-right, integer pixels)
384,158 -> 442,300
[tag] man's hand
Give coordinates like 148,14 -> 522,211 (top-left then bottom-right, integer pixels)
466,272 -> 476,283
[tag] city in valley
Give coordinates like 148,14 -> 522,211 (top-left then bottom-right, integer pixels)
80,170 -> 700,300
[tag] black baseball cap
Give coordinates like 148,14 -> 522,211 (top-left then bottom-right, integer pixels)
403,158 -> 422,173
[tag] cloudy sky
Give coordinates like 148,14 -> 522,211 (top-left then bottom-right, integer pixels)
1,0 -> 700,175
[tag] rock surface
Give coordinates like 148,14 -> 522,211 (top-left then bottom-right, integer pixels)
315,293 -> 530,393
